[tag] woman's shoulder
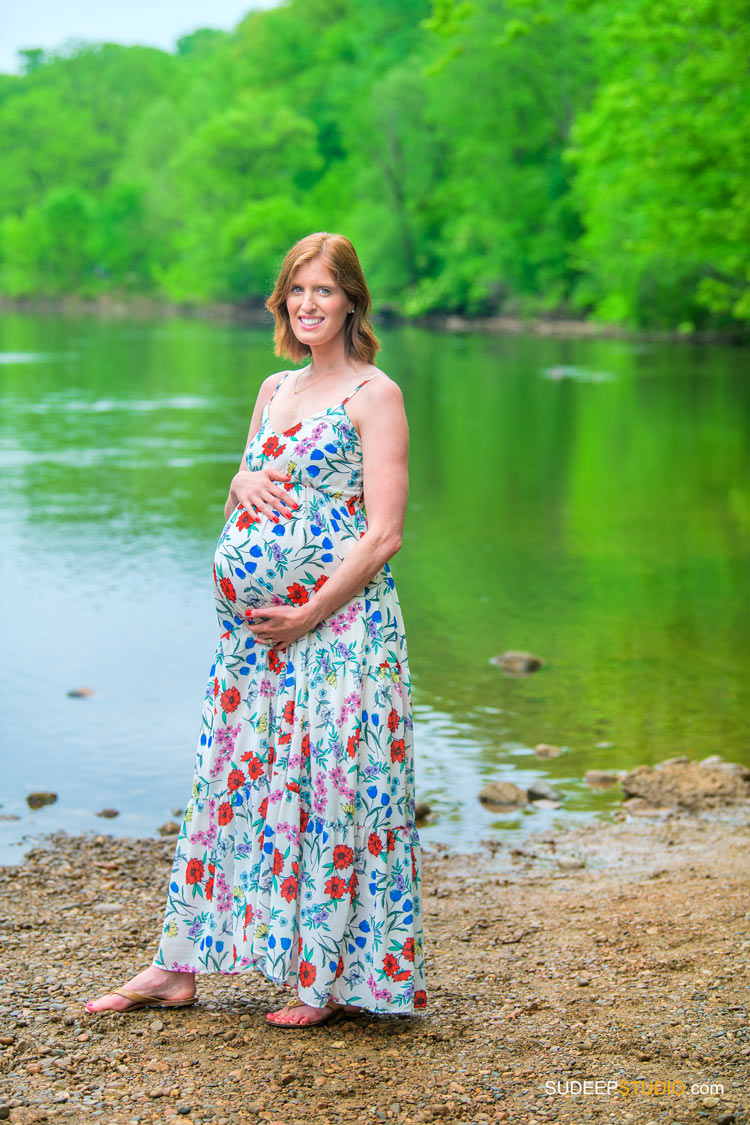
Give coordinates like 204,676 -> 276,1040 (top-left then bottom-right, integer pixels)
357,365 -> 402,402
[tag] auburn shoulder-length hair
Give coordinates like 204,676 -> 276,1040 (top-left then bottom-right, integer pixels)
266,232 -> 380,364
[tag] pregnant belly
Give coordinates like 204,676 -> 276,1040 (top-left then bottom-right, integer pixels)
213,501 -> 362,618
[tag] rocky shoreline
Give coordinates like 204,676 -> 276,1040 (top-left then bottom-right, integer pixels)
2,801 -> 749,1125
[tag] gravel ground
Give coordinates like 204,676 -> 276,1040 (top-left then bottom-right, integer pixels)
1,810 -> 749,1125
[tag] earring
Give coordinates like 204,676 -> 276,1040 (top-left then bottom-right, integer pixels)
349,308 -> 355,314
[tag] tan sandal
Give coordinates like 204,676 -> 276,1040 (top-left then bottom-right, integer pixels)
266,994 -> 360,1030
86,986 -> 197,1014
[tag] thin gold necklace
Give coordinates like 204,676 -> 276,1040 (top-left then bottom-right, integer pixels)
292,367 -> 325,395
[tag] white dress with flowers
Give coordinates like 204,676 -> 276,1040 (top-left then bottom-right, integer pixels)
152,372 -> 427,1013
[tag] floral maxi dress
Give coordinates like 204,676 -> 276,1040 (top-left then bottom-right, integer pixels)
153,372 -> 427,1013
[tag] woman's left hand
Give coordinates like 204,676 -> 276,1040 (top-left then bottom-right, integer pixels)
246,605 -> 316,649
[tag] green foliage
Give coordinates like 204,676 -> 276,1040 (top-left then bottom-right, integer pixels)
566,0 -> 750,327
0,0 -> 746,329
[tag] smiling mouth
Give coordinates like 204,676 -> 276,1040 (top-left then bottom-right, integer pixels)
299,317 -> 324,328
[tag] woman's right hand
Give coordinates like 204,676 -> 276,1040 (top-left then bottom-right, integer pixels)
227,468 -> 298,523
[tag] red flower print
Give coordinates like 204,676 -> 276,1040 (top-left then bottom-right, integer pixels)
213,677 -> 220,698
325,875 -> 348,900
335,955 -> 344,979
287,582 -> 309,605
218,801 -> 233,825
262,434 -> 286,459
268,745 -> 276,768
236,506 -> 257,530
283,422 -> 302,436
219,577 -> 236,602
313,574 -> 329,593
299,807 -> 309,833
347,871 -> 358,900
282,700 -> 295,724
301,734 -> 311,760
204,877 -> 214,901
414,990 -> 427,1009
221,687 -> 241,713
411,849 -> 417,880
299,959 -> 316,987
390,738 -> 406,764
402,938 -> 415,962
268,649 -> 285,673
241,752 -> 263,780
280,875 -> 298,902
258,797 -> 269,820
278,731 -> 292,745
346,727 -> 361,759
333,844 -> 354,870
367,832 -> 383,857
383,953 -> 400,979
346,494 -> 358,515
387,709 -> 400,733
286,780 -> 300,793
393,969 -> 411,981
273,848 -> 284,875
185,858 -> 204,885
227,768 -> 245,792
386,829 -> 395,853
208,862 -> 216,874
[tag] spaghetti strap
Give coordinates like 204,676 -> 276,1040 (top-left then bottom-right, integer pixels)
341,373 -> 381,406
266,370 -> 292,405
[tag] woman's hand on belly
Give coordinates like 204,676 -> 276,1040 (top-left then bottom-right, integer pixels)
246,603 -> 316,649
226,468 -> 298,523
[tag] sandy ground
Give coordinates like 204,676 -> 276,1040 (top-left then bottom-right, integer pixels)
1,808 -> 749,1125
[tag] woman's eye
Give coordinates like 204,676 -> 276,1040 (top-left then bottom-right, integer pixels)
318,287 -> 330,295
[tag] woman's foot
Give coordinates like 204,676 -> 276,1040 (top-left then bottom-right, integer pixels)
85,967 -> 195,1013
266,996 -> 360,1027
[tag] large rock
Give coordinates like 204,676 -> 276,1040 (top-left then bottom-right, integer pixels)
26,791 -> 57,810
491,651 -> 545,676
620,757 -> 750,810
534,743 -> 564,759
479,781 -> 528,808
585,770 -> 619,789
527,780 -> 564,802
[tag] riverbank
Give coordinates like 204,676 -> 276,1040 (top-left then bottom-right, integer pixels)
1,295 -> 747,344
1,808 -> 748,1125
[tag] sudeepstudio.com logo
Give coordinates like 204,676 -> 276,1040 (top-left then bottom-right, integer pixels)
545,1079 -> 725,1099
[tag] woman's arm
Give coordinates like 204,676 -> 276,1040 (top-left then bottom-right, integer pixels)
223,372 -> 295,522
246,377 -> 408,648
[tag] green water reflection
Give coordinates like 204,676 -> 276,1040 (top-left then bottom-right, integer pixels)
1,312 -> 748,860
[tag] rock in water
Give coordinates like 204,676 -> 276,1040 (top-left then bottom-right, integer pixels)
527,780 -> 564,802
67,687 -> 94,698
534,743 -> 564,759
96,808 -> 120,818
157,820 -> 181,836
414,801 -> 432,821
26,791 -> 58,809
491,651 -> 544,676
479,781 -> 528,808
620,758 -> 750,810
585,770 -> 619,789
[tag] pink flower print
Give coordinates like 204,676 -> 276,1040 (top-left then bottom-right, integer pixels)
269,787 -> 284,805
367,973 -> 393,1003
216,872 -> 233,912
259,679 -> 273,698
210,723 -> 240,777
277,820 -> 300,846
189,823 -> 217,847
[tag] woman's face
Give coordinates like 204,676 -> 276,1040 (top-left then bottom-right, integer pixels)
286,258 -> 352,350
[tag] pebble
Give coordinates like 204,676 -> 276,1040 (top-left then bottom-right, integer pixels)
149,1019 -> 164,1032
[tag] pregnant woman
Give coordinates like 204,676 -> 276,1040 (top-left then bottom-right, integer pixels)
85,231 -> 427,1028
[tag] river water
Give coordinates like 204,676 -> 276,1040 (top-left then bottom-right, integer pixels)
1,312 -> 748,863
